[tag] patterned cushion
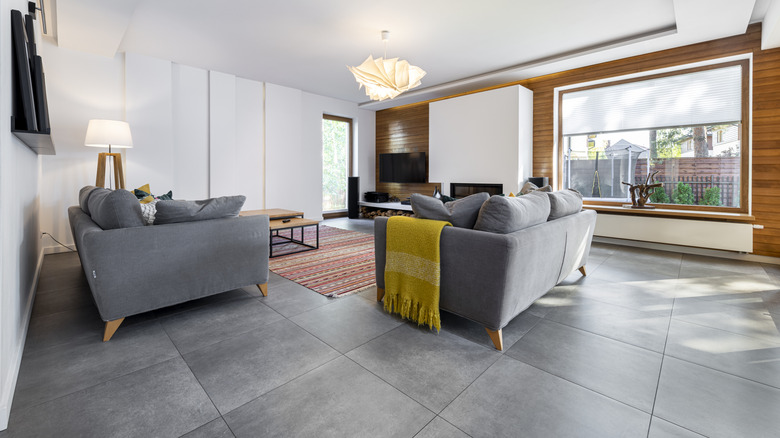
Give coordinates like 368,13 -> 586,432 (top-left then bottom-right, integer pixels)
139,199 -> 159,225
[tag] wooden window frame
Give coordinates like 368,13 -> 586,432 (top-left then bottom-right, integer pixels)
557,59 -> 750,215
322,114 -> 354,214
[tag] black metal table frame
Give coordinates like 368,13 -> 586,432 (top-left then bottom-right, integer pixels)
270,222 -> 319,258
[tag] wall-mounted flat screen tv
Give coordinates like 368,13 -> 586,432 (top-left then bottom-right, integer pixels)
379,152 -> 426,183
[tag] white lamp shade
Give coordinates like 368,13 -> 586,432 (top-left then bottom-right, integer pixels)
84,119 -> 134,148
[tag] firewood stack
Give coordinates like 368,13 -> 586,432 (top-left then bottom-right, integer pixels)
360,207 -> 415,219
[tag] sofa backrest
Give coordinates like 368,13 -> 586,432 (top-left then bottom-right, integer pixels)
80,186 -> 145,230
473,192 -> 550,234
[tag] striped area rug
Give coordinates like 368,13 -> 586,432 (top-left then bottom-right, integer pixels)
268,225 -> 376,298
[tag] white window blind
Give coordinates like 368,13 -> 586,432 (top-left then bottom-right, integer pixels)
562,65 -> 742,136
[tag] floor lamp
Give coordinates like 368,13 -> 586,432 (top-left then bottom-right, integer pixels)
84,119 -> 133,189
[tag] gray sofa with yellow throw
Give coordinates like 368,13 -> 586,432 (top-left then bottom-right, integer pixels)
69,186 -> 270,341
374,190 -> 596,350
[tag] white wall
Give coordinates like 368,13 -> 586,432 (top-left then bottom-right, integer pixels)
429,85 -> 533,195
172,64 -> 209,200
125,53 -> 174,191
38,44 -> 125,248
265,84 -> 371,220
235,78 -> 264,209
1,0 -> 43,429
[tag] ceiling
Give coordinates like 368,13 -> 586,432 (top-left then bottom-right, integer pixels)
47,0 -> 780,110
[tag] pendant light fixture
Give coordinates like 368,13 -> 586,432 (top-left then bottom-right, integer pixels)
348,30 -> 426,101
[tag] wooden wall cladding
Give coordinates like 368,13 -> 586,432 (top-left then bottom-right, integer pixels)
376,23 -> 780,257
375,103 -> 440,200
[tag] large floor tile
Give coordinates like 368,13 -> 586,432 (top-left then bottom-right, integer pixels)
544,296 -> 671,353
414,417 -> 470,438
37,251 -> 82,277
506,319 -> 662,412
347,324 -> 501,412
23,305 -> 104,353
30,285 -> 95,318
679,254 -> 766,278
8,357 -> 218,438
654,357 -> 780,438
648,417 -> 705,437
182,417 -> 235,438
160,296 -> 283,354
183,318 -> 340,414
224,356 -> 434,438
35,269 -> 89,294
440,308 -> 541,351
672,297 -> 780,344
440,356 -> 650,438
256,276 -> 332,317
674,273 -> 777,299
571,280 -> 676,314
152,289 -> 253,319
290,295 -> 403,353
12,320 -> 179,411
664,319 -> 780,389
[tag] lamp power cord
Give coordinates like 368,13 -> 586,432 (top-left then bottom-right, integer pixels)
41,232 -> 77,252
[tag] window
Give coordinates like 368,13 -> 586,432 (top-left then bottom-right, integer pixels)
560,61 -> 748,212
322,115 -> 353,212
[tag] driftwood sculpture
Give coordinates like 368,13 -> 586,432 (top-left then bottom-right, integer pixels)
622,171 -> 663,208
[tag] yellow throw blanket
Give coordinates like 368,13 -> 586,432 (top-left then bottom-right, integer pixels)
384,216 -> 451,331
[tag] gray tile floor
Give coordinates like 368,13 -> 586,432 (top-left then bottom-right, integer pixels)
4,217 -> 780,437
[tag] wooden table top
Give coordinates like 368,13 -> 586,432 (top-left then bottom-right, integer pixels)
240,209 -> 304,219
269,217 -> 320,230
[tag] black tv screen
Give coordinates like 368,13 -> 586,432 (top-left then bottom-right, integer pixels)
379,152 -> 426,183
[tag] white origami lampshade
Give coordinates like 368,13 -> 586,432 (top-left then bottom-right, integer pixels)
348,55 -> 426,101
85,119 -> 133,150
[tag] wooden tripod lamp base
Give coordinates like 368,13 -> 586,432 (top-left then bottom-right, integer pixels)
85,119 -> 133,190
96,152 -> 126,189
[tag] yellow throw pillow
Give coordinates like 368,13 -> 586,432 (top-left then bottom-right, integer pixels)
133,183 -> 154,204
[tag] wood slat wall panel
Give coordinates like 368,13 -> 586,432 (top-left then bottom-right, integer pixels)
375,103 -> 440,200
375,23 -> 780,257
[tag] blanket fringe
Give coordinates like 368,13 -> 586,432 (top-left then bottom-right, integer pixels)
384,291 -> 441,332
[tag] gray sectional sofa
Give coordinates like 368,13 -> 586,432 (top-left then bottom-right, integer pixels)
69,186 -> 270,341
374,190 -> 596,350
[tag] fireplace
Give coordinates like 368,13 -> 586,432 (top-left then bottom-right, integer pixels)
450,183 -> 503,198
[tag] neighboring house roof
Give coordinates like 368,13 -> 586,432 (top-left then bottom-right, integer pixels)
604,139 -> 648,157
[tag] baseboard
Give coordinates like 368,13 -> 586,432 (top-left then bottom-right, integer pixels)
593,236 -> 780,265
0,248 -> 44,430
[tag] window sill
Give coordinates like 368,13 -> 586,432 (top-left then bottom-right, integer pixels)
583,204 -> 754,223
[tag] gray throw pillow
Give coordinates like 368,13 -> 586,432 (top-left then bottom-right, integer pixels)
548,189 -> 583,220
154,195 -> 246,225
79,185 -> 98,215
411,192 -> 490,228
410,193 -> 450,222
87,188 -> 145,230
474,192 -> 551,234
519,182 -> 537,195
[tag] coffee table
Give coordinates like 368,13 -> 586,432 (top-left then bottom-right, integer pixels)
240,209 -> 320,257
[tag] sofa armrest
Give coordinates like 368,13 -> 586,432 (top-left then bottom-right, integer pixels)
73,211 -> 269,321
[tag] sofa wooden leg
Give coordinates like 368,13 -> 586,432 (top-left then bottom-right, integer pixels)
377,287 -> 385,302
103,318 -> 125,342
257,283 -> 268,297
485,328 -> 504,351
578,266 -> 587,276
